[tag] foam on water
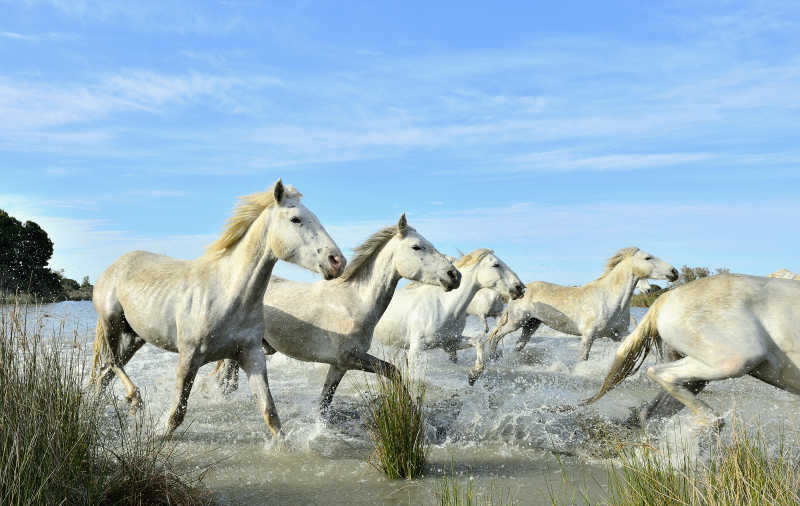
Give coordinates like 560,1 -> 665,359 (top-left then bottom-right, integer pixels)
22,302 -> 800,504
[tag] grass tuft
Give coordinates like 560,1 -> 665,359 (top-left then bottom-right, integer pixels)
361,358 -> 426,480
607,420 -> 800,506
434,467 -> 517,506
0,300 -> 212,505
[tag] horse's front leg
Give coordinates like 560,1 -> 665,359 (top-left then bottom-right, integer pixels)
239,345 -> 281,440
166,348 -> 202,436
514,317 -> 542,352
479,315 -> 489,336
579,334 -> 594,361
578,324 -> 602,361
319,365 -> 347,417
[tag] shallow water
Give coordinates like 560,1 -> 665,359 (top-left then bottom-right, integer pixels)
17,302 -> 800,504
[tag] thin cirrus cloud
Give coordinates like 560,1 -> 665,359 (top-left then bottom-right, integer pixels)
0,71 -> 283,129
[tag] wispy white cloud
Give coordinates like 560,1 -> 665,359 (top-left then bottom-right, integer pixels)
0,30 -> 71,41
2,1 -> 799,178
0,70 -> 283,130
0,193 -> 214,281
8,0 -> 250,34
499,151 -> 715,173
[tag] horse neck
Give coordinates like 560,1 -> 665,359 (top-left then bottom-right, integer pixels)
350,242 -> 402,320
439,264 -> 482,320
218,211 -> 278,310
594,261 -> 639,312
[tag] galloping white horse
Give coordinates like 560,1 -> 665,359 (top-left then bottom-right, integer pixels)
91,180 -> 345,439
585,274 -> 800,429
374,249 -> 524,365
469,247 -> 678,384
467,288 -> 507,337
768,268 -> 800,280
214,215 -> 460,416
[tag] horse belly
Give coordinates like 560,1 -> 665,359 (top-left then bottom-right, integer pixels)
119,304 -> 179,352
532,302 -> 580,335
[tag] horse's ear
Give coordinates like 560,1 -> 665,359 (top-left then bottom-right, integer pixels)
273,179 -> 284,204
397,213 -> 408,237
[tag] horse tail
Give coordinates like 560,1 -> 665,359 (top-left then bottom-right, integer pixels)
582,294 -> 667,404
90,320 -> 108,385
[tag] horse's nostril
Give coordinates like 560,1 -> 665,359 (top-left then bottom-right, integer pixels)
329,255 -> 340,267
447,269 -> 457,280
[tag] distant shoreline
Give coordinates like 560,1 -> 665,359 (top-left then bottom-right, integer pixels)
0,290 -> 93,305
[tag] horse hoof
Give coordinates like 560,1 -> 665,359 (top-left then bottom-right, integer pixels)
217,379 -> 239,396
467,370 -> 479,386
126,390 -> 143,414
693,413 -> 724,433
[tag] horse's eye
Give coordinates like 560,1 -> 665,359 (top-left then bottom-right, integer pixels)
290,217 -> 302,224
412,245 -> 422,251
644,256 -> 652,261
493,263 -> 500,268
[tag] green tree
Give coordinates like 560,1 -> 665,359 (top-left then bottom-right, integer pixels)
0,209 -> 62,298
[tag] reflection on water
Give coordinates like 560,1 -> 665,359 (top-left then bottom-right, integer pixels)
17,302 -> 800,505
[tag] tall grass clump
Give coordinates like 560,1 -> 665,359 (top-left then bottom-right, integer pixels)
607,422 -> 800,505
0,301 -> 211,505
434,467 -> 517,506
96,408 -> 212,505
0,302 -> 98,504
361,359 -> 426,479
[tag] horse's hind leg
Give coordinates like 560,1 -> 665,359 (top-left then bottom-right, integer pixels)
634,347 -> 707,425
443,344 -> 458,363
635,381 -> 708,426
95,316 -> 145,409
214,359 -> 241,395
514,318 -> 542,352
646,356 -> 754,429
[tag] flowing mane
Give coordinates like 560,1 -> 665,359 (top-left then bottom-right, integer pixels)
338,225 -> 406,282
206,183 -> 302,256
596,247 -> 639,280
454,248 -> 493,269
406,248 -> 492,289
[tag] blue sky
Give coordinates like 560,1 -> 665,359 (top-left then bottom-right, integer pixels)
1,0 -> 799,285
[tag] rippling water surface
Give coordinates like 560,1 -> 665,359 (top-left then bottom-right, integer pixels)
15,301 -> 800,504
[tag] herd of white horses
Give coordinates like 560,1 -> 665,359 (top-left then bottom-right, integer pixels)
90,180 -> 800,442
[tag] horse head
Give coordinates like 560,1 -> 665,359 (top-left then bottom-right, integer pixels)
265,179 -> 346,280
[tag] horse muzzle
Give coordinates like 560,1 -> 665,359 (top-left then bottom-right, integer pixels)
667,268 -> 679,282
441,268 -> 461,291
321,253 -> 346,280
510,283 -> 525,300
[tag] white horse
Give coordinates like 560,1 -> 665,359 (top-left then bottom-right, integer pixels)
584,274 -> 800,429
214,214 -> 460,416
91,180 -> 345,439
768,268 -> 800,280
374,249 -> 525,365
467,288 -> 507,337
469,247 -> 678,384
